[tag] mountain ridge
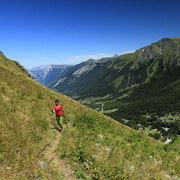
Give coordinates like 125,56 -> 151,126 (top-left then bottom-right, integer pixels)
46,37 -> 180,97
29,64 -> 72,85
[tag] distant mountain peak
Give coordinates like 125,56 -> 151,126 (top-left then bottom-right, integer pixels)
113,54 -> 119,58
29,64 -> 72,85
86,58 -> 95,63
134,37 -> 178,64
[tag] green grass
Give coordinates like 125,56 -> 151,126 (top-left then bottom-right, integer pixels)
173,136 -> 180,149
0,56 -> 90,179
103,108 -> 118,114
57,114 -> 180,179
0,54 -> 180,179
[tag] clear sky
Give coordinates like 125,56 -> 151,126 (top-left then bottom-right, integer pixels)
0,0 -> 180,68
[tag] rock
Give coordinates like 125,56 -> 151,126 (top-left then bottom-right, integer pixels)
37,161 -> 46,168
153,158 -> 158,163
99,135 -> 103,139
164,138 -> 172,144
16,62 -> 33,78
105,146 -> 111,153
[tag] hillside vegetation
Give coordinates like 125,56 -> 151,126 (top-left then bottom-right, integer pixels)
0,52 -> 180,179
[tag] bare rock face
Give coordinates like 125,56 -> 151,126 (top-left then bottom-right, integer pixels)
135,38 -> 175,64
73,63 -> 96,78
29,64 -> 71,85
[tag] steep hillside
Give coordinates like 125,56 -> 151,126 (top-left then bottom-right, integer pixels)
0,52 -> 180,179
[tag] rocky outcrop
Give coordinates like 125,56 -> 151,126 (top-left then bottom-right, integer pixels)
135,38 -> 175,64
72,62 -> 96,78
0,51 -> 5,56
16,62 -> 33,78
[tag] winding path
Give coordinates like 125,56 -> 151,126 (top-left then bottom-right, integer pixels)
45,131 -> 77,180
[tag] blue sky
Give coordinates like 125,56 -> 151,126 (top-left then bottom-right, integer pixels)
0,0 -> 180,68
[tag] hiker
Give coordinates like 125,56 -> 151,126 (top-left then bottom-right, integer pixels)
52,99 -> 64,132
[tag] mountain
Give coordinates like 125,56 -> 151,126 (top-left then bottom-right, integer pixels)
29,64 -> 72,85
48,38 -> 180,98
48,55 -> 126,96
32,38 -> 180,144
0,51 -> 179,179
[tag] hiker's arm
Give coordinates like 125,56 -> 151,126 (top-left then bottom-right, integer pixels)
52,108 -> 56,119
50,109 -> 54,127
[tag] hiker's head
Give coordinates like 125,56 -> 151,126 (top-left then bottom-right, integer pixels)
55,99 -> 59,106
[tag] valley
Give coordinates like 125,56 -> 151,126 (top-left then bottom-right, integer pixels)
29,38 -> 180,146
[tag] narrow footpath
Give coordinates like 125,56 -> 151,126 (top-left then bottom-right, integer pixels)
45,131 -> 77,180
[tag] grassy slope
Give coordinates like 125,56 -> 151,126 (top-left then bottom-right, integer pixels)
0,55 -> 179,179
0,55 -> 87,179
58,114 -> 180,179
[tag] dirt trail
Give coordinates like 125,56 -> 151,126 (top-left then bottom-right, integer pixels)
45,131 -> 77,180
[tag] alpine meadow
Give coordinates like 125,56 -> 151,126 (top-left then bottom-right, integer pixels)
0,47 -> 180,179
